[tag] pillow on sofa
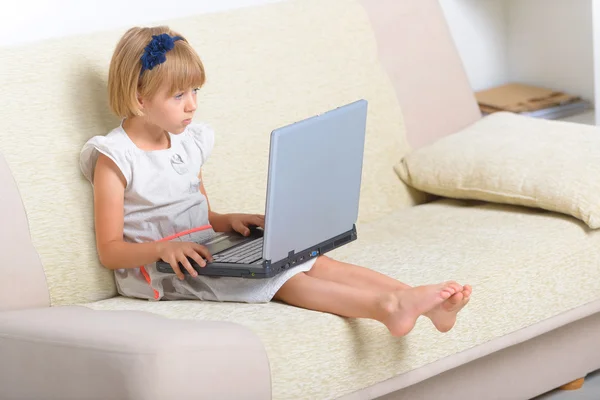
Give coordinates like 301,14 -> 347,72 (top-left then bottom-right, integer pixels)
394,111 -> 600,228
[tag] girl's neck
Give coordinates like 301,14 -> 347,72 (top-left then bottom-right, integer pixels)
122,116 -> 171,151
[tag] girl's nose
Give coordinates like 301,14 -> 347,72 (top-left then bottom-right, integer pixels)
185,95 -> 197,113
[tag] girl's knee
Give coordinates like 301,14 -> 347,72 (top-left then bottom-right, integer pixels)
279,271 -> 307,289
307,255 -> 332,275
274,272 -> 307,300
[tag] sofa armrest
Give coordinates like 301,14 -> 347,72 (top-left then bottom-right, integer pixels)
0,306 -> 271,400
0,152 -> 50,311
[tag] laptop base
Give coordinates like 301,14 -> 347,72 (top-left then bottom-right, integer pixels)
155,225 -> 357,278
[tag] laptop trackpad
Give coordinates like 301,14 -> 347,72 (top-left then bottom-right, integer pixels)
200,229 -> 263,255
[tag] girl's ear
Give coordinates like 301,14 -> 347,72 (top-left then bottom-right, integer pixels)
136,92 -> 144,108
135,92 -> 145,116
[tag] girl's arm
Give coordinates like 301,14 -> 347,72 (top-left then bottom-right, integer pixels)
199,170 -> 231,232
93,155 -> 210,277
93,154 -> 164,269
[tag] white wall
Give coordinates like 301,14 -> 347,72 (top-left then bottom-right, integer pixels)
507,0 -> 594,102
0,0 -> 282,48
594,0 -> 600,121
441,0 -> 595,102
439,0 -> 509,92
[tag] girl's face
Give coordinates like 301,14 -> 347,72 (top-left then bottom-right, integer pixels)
140,86 -> 199,134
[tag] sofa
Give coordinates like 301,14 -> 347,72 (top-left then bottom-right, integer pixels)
2,0 -> 600,399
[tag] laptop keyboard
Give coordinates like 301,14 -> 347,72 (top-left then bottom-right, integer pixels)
212,238 -> 264,264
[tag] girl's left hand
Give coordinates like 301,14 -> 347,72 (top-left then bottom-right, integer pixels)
227,213 -> 265,236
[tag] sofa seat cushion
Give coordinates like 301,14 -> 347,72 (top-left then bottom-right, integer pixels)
84,199 -> 600,399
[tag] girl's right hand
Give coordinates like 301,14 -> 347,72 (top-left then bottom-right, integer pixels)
157,241 -> 213,280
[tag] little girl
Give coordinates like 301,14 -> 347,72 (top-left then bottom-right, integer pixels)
80,26 -> 471,337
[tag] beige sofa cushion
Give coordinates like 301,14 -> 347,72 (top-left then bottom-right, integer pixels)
395,112 -> 600,228
86,199 -> 600,399
0,0 -> 416,305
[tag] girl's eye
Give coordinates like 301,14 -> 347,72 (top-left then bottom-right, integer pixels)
174,93 -> 184,99
193,88 -> 199,94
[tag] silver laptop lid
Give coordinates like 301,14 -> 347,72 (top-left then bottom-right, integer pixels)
262,99 -> 368,262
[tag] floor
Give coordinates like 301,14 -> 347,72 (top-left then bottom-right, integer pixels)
533,371 -> 600,400
529,109 -> 598,400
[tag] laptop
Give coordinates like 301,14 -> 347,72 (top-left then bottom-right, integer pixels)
156,99 -> 368,278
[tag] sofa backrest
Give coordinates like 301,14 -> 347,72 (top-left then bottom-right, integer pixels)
0,0 -> 479,305
359,0 -> 481,148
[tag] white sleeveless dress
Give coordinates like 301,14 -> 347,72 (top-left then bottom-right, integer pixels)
80,121 -> 315,302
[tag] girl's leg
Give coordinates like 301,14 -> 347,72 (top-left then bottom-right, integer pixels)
273,272 -> 459,337
305,256 -> 472,333
305,255 -> 410,291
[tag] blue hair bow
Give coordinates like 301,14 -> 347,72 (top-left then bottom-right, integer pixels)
140,33 -> 183,74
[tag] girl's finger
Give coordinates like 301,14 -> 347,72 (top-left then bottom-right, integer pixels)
254,215 -> 265,227
178,252 -> 197,277
233,220 -> 250,236
166,256 -> 185,280
193,244 -> 213,261
185,247 -> 206,268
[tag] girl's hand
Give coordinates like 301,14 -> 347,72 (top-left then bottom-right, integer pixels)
227,213 -> 265,236
157,241 -> 213,280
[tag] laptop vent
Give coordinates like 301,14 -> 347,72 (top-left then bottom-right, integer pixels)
321,243 -> 334,253
334,234 -> 352,247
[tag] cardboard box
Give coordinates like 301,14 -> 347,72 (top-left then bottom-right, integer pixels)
475,83 -> 580,114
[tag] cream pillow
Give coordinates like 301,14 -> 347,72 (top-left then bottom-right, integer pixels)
394,111 -> 600,228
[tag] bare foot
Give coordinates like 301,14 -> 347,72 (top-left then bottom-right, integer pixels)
426,284 -> 472,333
378,282 -> 461,337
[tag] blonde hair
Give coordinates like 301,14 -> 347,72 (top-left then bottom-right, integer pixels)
108,26 -> 206,118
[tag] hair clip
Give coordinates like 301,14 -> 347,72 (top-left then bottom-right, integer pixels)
140,33 -> 183,75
